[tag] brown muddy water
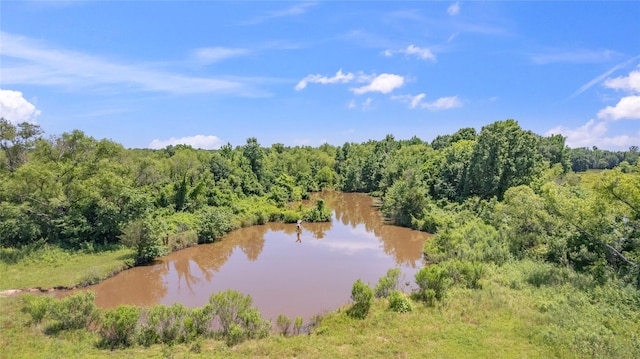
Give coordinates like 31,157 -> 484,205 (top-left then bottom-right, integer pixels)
64,191 -> 429,321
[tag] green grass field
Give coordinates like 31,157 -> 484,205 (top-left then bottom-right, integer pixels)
0,245 -> 135,291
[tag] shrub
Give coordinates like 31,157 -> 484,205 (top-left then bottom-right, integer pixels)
415,265 -> 450,306
347,279 -> 373,319
443,260 -> 485,289
196,207 -> 236,243
293,316 -> 304,335
138,304 -> 188,346
388,290 -> 413,313
276,314 -> 292,336
208,290 -> 270,346
47,291 -> 99,332
98,305 -> 140,348
374,268 -> 401,298
302,199 -> 331,222
22,294 -> 53,324
183,305 -> 214,341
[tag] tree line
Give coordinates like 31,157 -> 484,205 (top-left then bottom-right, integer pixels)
1,117 -> 638,287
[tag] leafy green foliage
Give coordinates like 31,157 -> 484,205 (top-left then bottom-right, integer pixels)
97,305 -> 140,348
208,289 -> 271,346
464,119 -> 542,200
374,268 -> 401,298
347,279 -> 373,319
276,314 -> 292,336
388,290 -> 413,313
119,217 -> 167,264
415,265 -> 450,306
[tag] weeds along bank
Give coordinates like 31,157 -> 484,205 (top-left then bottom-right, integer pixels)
2,262 -> 638,358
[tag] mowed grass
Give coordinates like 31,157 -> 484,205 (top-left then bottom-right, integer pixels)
0,245 -> 135,290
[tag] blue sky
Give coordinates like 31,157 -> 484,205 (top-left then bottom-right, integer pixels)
1,1 -> 639,150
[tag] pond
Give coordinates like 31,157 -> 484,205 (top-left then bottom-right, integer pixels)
73,191 -> 429,322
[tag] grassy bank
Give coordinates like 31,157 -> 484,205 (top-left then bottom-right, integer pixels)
0,245 -> 135,291
2,261 -> 638,358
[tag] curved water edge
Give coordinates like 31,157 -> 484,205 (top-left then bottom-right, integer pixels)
53,191 -> 430,321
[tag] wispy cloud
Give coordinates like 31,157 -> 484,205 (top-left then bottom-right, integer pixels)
240,2 -> 317,25
148,135 -> 224,150
0,89 -> 41,124
569,56 -> 640,99
392,93 -> 461,110
384,44 -> 436,61
295,69 -> 355,90
530,48 -> 619,65
447,2 -> 461,16
1,32 -> 264,96
193,47 -> 250,65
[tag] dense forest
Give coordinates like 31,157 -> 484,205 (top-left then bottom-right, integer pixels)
1,117 -> 639,355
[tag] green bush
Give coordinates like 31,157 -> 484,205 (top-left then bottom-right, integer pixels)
347,279 -> 373,319
374,268 -> 401,298
196,207 -> 237,243
388,290 -> 413,313
183,305 -> 214,341
47,291 -> 99,332
415,265 -> 450,306
138,304 -> 188,346
294,316 -> 304,335
98,305 -> 140,348
302,199 -> 331,222
443,260 -> 485,289
276,314 -> 292,336
22,294 -> 53,324
208,290 -> 270,346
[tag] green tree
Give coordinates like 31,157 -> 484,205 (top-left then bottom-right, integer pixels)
465,119 -> 542,200
120,217 -> 167,264
0,118 -> 43,171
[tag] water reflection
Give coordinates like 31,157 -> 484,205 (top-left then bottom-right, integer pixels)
71,191 -> 429,321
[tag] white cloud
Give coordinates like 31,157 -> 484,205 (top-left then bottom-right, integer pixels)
0,89 -> 41,124
546,119 -> 640,149
422,96 -> 462,110
295,69 -> 355,90
392,93 -> 461,110
1,32 -> 262,96
383,45 -> 436,61
351,74 -> 404,95
597,96 -> 640,121
447,2 -> 461,16
551,67 -> 640,150
604,68 -> 640,93
193,47 -> 250,64
411,93 -> 426,108
148,135 -> 224,150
